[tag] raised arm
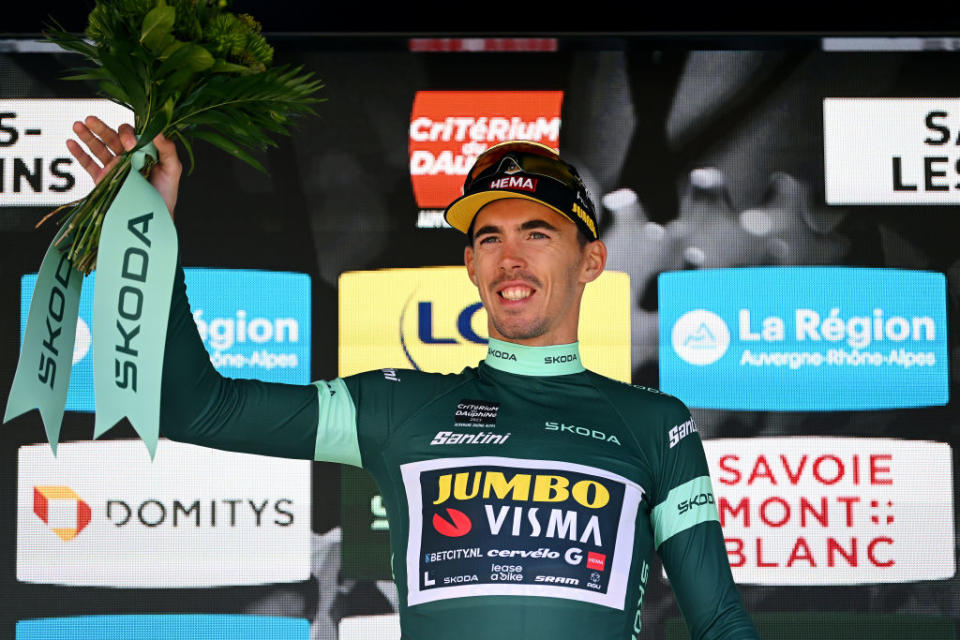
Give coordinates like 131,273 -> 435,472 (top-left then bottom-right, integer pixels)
67,118 -> 362,465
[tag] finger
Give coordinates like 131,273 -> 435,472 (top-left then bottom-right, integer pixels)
117,123 -> 138,152
76,117 -> 119,166
84,115 -> 126,158
152,132 -> 182,175
66,133 -> 104,181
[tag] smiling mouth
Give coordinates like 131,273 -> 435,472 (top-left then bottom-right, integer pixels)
498,285 -> 534,301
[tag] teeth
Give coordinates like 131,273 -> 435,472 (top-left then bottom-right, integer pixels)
501,286 -> 532,300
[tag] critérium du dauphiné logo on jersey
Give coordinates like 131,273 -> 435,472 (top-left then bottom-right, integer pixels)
658,267 -> 948,411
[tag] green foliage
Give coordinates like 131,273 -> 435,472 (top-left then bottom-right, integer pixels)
47,0 -> 319,169
43,0 -> 323,273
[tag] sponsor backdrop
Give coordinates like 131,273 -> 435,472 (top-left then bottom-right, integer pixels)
1,37 -> 959,640
17,441 -> 311,587
15,614 -> 309,639
19,269 -> 312,412
338,266 -> 630,379
704,437 -> 954,585
0,100 -> 132,207
658,268 -> 948,410
409,90 -> 564,227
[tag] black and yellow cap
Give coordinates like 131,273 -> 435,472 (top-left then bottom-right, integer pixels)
443,140 -> 598,240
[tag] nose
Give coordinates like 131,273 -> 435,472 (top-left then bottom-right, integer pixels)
497,235 -> 526,271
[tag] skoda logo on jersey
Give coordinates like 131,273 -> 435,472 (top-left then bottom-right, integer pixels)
658,267 -> 948,410
399,292 -> 488,370
20,269 -> 311,412
671,309 -> 730,365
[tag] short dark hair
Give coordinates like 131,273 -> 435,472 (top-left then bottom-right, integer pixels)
465,219 -> 592,248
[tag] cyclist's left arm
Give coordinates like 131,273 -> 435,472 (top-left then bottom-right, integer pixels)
651,399 -> 760,640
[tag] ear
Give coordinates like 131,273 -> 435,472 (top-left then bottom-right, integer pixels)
579,239 -> 607,285
464,245 -> 478,286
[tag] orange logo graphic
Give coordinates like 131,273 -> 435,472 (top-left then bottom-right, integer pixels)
409,91 -> 563,213
33,486 -> 91,541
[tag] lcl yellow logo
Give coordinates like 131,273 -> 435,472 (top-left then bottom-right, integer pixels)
401,298 -> 486,370
339,266 -> 631,381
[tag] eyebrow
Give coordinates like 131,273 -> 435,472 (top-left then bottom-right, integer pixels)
473,219 -> 561,238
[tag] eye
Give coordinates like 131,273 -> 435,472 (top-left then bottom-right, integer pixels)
477,235 -> 499,245
529,231 -> 549,239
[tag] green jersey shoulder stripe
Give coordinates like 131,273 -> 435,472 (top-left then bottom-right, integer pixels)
312,378 -> 361,467
650,475 -> 720,548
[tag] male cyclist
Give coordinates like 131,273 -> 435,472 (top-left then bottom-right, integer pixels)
68,118 -> 759,639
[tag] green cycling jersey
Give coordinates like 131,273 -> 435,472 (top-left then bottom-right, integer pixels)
160,264 -> 760,640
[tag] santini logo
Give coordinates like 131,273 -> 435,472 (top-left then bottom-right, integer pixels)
668,419 -> 698,448
430,431 -> 511,445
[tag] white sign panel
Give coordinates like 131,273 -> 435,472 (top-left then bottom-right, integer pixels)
339,615 -> 401,640
824,98 -> 960,204
704,437 -> 954,585
0,99 -> 132,206
17,440 -> 310,587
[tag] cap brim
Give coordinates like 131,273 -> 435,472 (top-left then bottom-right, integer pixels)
444,190 -> 577,234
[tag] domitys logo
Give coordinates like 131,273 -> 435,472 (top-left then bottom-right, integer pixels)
33,486 -> 90,541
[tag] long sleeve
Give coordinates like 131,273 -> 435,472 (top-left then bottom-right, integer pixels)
659,521 -> 759,639
650,398 -> 760,639
159,262 -> 361,466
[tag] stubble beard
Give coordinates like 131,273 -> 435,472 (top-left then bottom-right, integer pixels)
483,254 -> 583,343
490,313 -> 551,342
486,270 -> 550,341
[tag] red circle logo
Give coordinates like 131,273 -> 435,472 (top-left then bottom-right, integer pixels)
432,508 -> 472,537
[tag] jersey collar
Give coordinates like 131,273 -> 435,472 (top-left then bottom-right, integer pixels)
483,337 -> 585,376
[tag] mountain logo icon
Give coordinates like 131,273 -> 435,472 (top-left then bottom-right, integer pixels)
672,310 -> 730,365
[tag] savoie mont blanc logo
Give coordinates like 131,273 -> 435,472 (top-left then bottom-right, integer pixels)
658,268 -> 948,411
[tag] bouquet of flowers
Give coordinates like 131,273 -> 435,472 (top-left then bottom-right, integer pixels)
3,0 -> 322,456
44,0 -> 322,273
